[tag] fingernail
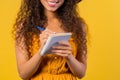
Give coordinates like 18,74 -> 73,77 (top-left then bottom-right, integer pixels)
53,32 -> 56,34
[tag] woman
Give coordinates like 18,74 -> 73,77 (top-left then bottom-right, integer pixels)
13,0 -> 87,80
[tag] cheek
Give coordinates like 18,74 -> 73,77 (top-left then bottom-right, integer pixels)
59,0 -> 65,7
55,1 -> 64,10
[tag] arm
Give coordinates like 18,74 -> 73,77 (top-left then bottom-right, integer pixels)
15,29 -> 54,79
66,53 -> 87,78
66,22 -> 87,78
15,44 -> 43,80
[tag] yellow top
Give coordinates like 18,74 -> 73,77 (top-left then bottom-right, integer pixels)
30,36 -> 78,80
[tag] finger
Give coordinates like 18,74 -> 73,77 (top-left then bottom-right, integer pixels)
40,34 -> 49,40
43,35 -> 49,40
52,50 -> 72,54
42,29 -> 54,34
54,53 -> 69,57
58,41 -> 70,46
41,32 -> 55,39
49,32 -> 56,36
52,46 -> 72,51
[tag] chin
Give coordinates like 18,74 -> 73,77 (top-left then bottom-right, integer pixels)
46,8 -> 58,12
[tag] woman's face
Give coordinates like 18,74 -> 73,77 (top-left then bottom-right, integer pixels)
40,0 -> 64,12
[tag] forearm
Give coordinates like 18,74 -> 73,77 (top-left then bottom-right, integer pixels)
66,54 -> 86,78
18,52 -> 43,79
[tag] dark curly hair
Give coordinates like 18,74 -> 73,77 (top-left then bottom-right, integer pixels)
13,0 -> 87,61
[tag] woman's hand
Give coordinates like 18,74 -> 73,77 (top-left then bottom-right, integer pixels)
51,41 -> 86,78
40,29 -> 55,46
39,29 -> 55,55
51,41 -> 73,58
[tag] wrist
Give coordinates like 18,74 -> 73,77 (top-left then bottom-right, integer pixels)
65,54 -> 74,61
37,48 -> 44,57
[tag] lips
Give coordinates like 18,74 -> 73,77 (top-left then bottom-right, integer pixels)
47,0 -> 58,7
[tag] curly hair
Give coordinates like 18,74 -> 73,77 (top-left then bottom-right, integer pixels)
13,0 -> 87,61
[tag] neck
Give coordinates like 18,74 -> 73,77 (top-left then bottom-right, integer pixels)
44,9 -> 63,32
44,10 -> 60,28
45,10 -> 57,21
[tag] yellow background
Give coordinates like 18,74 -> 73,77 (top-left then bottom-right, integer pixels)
0,0 -> 120,80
